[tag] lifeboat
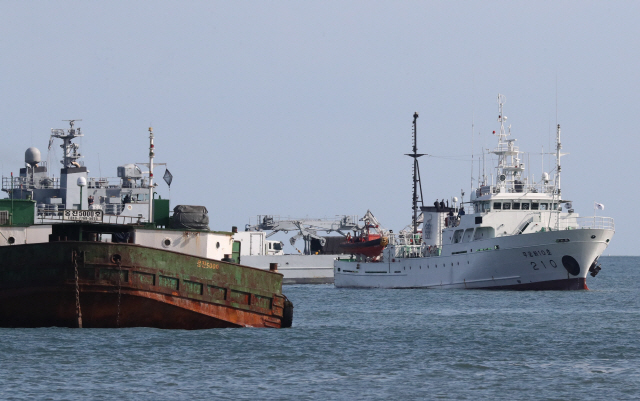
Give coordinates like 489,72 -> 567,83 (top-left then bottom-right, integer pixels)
339,233 -> 387,258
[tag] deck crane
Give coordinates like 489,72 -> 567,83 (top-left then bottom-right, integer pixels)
245,215 -> 361,255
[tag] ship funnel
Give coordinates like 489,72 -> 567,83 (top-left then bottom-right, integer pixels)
25,147 -> 41,167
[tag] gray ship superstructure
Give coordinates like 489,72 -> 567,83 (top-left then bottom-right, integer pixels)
2,120 -> 159,223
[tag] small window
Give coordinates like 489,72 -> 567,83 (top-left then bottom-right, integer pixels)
540,203 -> 548,210
493,202 -> 502,210
269,243 -> 272,249
503,203 -> 511,210
553,203 -> 558,210
531,203 -> 539,210
513,202 -> 521,210
452,230 -> 464,244
522,203 -> 530,210
484,202 -> 491,212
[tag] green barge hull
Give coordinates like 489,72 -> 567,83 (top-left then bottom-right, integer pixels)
0,241 -> 293,329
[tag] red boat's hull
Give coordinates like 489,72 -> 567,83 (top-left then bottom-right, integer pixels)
339,237 -> 384,258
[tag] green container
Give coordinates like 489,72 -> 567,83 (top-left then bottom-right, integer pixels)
0,199 -> 35,226
153,198 -> 170,227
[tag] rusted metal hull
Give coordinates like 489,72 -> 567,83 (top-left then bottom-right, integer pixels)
0,242 -> 293,329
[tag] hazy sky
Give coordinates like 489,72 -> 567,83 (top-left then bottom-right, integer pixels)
1,1 -> 637,255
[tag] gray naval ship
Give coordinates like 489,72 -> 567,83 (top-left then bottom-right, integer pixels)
2,120 -> 166,223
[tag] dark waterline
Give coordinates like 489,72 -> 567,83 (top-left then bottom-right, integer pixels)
0,256 -> 638,400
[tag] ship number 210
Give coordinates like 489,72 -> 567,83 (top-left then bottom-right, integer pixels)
531,260 -> 558,270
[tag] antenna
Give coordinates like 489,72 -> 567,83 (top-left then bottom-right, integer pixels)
555,74 -> 558,126
405,112 -> 425,235
148,127 -> 155,223
470,113 -> 474,202
555,124 -> 561,195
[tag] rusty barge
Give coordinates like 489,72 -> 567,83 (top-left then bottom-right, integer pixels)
0,122 -> 293,329
0,225 -> 293,329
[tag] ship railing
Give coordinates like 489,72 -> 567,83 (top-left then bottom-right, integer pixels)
249,214 -> 361,231
103,214 -> 146,224
36,211 -> 143,225
389,243 -> 441,258
87,177 -> 153,189
387,233 -> 442,258
2,175 -> 61,191
512,213 -> 541,235
556,216 -> 615,231
388,233 -> 422,246
475,183 -> 556,198
391,244 -> 423,258
445,215 -> 461,228
37,203 -> 67,217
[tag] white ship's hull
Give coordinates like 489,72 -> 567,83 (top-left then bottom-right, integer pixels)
239,255 -> 337,284
334,229 -> 613,289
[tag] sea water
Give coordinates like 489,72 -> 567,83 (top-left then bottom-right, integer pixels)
0,256 -> 638,400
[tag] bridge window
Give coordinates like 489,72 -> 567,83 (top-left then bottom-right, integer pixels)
540,203 -> 548,210
503,203 -> 511,210
531,203 -> 539,210
513,202 -> 521,210
493,202 -> 502,210
522,202 -> 530,210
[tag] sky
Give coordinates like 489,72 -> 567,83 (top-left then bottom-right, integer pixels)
1,1 -> 638,255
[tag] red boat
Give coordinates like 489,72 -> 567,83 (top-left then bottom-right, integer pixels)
338,211 -> 388,259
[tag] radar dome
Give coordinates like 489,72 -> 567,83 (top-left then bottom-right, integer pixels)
453,197 -> 458,203
25,147 -> 41,167
542,172 -> 550,182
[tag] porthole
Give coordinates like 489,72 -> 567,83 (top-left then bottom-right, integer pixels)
7,236 -> 15,245
216,242 -> 220,249
590,235 -> 596,239
162,238 -> 172,248
562,255 -> 581,276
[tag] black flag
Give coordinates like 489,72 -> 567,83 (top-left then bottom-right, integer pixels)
163,169 -> 173,188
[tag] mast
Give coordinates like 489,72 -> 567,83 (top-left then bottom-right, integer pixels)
406,112 -> 425,235
554,123 -> 561,230
148,127 -> 154,223
50,120 -> 83,168
555,124 -> 561,195
491,94 -> 524,191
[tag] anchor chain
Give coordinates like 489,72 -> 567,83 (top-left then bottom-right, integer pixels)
116,259 -> 122,328
72,251 -> 83,328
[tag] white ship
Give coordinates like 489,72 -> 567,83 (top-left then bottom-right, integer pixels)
335,95 -> 614,290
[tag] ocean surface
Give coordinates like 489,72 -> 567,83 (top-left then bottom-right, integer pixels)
0,256 -> 638,400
